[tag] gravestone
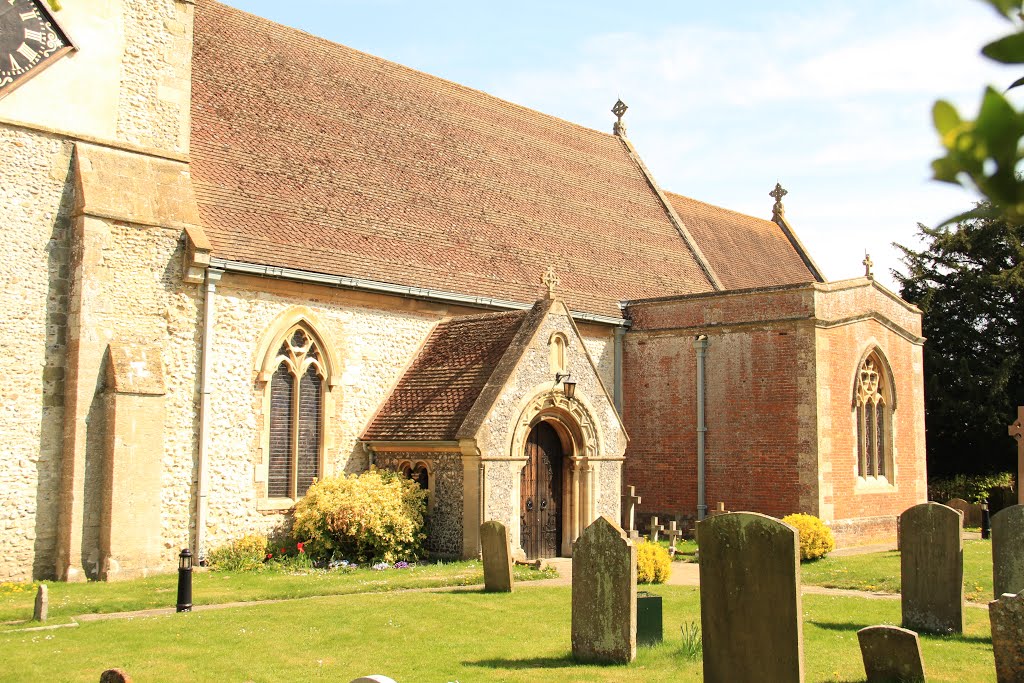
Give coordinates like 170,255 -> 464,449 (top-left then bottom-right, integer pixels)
1009,406 -> 1022,505
900,502 -> 964,634
698,512 -> 804,682
99,670 -> 132,683
571,515 -> 637,664
707,502 -> 728,517
990,592 -> 1024,683
665,521 -> 682,556
857,625 -> 925,683
648,516 -> 664,542
946,498 -> 983,528
33,584 -> 47,622
621,486 -> 641,540
992,505 -> 1024,598
480,520 -> 514,593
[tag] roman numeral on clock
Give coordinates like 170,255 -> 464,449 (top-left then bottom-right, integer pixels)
24,29 -> 44,44
19,11 -> 35,20
17,43 -> 38,63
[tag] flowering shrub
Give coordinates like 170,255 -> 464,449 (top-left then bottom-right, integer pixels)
208,533 -> 269,572
781,513 -> 835,561
292,468 -> 427,564
636,540 -> 671,584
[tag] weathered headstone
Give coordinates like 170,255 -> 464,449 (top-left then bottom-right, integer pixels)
33,584 -> 47,622
946,497 -> 983,528
621,486 -> 641,540
665,521 -> 682,556
708,502 -> 728,517
648,515 -> 664,543
857,625 -> 926,683
990,592 -> 1024,683
99,670 -> 132,683
571,515 -> 636,664
992,505 -> 1024,598
480,520 -> 514,593
900,502 -> 964,634
698,512 -> 804,682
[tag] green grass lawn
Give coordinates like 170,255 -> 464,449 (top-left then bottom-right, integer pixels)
0,561 -> 555,628
0,585 -> 994,682
801,539 -> 993,601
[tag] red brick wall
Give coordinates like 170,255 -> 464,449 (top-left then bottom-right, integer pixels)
622,286 -> 819,525
622,280 -> 927,547
815,305 -> 927,543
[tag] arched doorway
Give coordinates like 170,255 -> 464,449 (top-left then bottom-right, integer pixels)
520,421 -> 564,559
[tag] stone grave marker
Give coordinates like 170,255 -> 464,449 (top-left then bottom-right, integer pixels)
991,592 -> 1024,683
946,498 -> 983,528
33,584 -> 47,622
900,502 -> 964,634
857,625 -> 925,683
992,504 -> 1024,598
665,521 -> 682,556
622,485 -> 641,539
1009,406 -> 1022,505
480,520 -> 514,593
99,670 -> 132,683
698,512 -> 804,682
648,515 -> 664,542
708,502 -> 728,517
572,515 -> 637,664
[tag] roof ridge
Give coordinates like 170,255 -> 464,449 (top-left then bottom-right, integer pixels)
664,189 -> 778,227
205,0 -> 619,143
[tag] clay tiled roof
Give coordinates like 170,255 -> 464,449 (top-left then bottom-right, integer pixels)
189,0 -> 720,319
363,310 -> 528,441
666,192 -> 819,291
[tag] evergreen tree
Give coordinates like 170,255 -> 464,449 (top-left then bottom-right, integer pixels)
894,205 -> 1023,476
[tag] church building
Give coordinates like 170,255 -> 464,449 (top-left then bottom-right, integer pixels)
0,0 -> 926,582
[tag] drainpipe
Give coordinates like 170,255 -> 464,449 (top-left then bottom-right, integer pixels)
693,335 -> 709,521
195,267 -> 223,563
613,326 -> 625,413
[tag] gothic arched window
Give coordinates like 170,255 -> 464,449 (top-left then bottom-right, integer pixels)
267,326 -> 326,498
855,353 -> 893,479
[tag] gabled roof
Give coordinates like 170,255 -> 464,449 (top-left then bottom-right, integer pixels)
189,0 -> 818,318
362,309 -> 532,441
666,192 -> 819,290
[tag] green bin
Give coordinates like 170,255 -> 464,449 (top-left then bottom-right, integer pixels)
637,591 -> 663,645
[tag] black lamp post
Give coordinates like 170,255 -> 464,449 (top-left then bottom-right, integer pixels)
981,500 -> 991,540
176,548 -> 193,613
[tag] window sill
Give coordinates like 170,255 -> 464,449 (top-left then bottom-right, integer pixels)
855,476 -> 896,493
257,498 -> 298,513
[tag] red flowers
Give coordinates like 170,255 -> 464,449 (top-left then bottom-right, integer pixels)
265,553 -> 273,560
297,542 -> 305,553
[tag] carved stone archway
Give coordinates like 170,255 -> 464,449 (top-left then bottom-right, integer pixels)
508,388 -> 603,556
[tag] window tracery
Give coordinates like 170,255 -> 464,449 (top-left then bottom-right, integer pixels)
856,353 -> 892,479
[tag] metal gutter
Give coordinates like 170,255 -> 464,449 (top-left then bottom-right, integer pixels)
209,258 -> 632,328
693,335 -> 709,521
195,267 -> 222,563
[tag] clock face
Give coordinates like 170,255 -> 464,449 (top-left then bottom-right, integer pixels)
0,0 -> 72,97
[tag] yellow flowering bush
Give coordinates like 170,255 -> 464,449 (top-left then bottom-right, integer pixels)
782,513 -> 835,561
292,469 -> 427,564
208,533 -> 269,571
636,540 -> 671,584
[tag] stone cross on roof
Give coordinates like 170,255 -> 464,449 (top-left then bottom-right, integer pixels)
612,99 -> 628,137
863,253 -> 874,279
542,266 -> 560,299
770,182 -> 788,220
1010,406 -> 1023,504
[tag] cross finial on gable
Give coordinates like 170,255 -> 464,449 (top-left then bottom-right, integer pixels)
770,182 -> 788,220
863,252 -> 874,279
612,99 -> 628,136
542,266 -> 560,299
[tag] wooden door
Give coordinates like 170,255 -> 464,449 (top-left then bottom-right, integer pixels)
521,421 -> 563,559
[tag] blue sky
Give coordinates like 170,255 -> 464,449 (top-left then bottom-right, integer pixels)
223,0 -> 1015,290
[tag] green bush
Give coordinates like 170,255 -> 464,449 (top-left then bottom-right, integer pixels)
636,540 -> 671,583
781,513 -> 835,562
292,468 -> 427,564
208,533 -> 268,571
928,472 -> 1015,504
